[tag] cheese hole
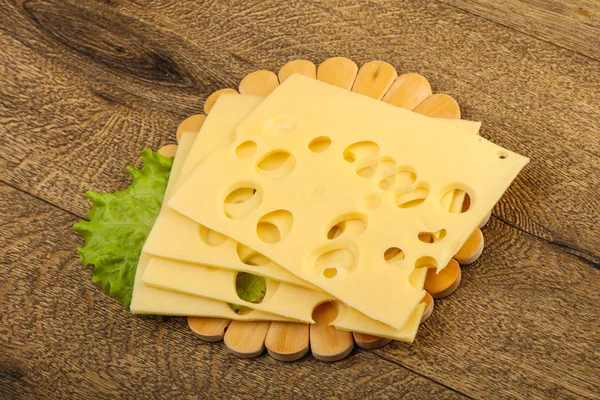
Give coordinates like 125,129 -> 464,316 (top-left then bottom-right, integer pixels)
395,170 -> 417,188
234,272 -> 266,304
199,225 -> 228,246
395,185 -> 429,208
379,175 -> 394,190
236,243 -> 270,266
308,136 -> 332,152
312,301 -> 339,324
343,141 -> 379,163
256,210 -> 294,244
498,150 -> 508,159
323,268 -> 338,278
224,186 -> 263,219
415,256 -> 438,269
263,115 -> 298,135
378,165 -> 416,191
326,213 -> 368,239
462,195 -> 471,213
418,229 -> 447,243
227,304 -> 255,315
356,162 -> 377,178
256,150 -> 296,179
236,141 -> 257,158
439,187 -> 472,213
384,247 -> 405,264
364,194 -> 382,209
314,248 -> 357,275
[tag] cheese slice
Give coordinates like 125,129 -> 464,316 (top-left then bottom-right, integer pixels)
130,130 -> 289,321
142,95 -> 478,332
131,254 -> 288,321
144,96 -> 481,290
143,96 -> 313,288
169,74 -> 529,328
142,240 -> 428,340
140,95 -> 433,340
143,256 -> 331,323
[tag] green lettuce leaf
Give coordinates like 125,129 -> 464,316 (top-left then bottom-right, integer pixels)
227,272 -> 266,314
73,149 -> 173,309
73,147 -> 268,315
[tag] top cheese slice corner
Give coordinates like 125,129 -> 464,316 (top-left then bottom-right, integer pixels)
168,74 -> 530,328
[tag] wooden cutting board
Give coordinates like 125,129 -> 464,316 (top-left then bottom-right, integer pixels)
163,57 -> 485,362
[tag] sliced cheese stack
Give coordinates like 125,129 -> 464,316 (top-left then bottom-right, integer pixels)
131,74 -> 529,341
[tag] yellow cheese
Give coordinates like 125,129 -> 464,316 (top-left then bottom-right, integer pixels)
142,95 -> 477,337
142,244 -> 428,341
130,130 -> 289,321
143,96 -> 480,288
140,95 -> 434,340
131,254 -> 288,321
170,75 -> 529,328
438,118 -> 481,135
143,256 -> 331,323
143,96 -> 313,288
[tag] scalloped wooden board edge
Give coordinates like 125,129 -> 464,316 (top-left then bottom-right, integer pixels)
163,58 -> 487,361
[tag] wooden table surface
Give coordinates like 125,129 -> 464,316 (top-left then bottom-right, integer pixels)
2,1 -> 599,399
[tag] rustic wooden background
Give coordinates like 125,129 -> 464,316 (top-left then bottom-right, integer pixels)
1,0 -> 599,399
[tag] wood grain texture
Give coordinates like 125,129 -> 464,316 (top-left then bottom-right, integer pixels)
1,0 -> 599,398
0,184 -> 464,399
439,0 -> 600,60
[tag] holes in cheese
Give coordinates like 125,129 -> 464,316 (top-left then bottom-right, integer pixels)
256,150 -> 296,179
418,229 -> 447,244
384,247 -> 405,264
395,184 -> 430,208
256,210 -> 294,244
236,243 -> 270,266
439,185 -> 472,213
263,114 -> 298,135
224,186 -> 262,219
323,268 -> 338,278
230,307 -> 254,315
355,159 -> 378,178
234,272 -> 267,307
395,168 -> 418,189
168,74 -> 529,328
378,163 -> 417,191
312,301 -> 339,324
326,213 -> 368,239
376,158 -> 397,189
415,255 -> 438,269
235,140 -> 257,158
308,136 -> 332,153
314,247 -> 357,279
343,141 -> 379,163
198,224 -> 228,247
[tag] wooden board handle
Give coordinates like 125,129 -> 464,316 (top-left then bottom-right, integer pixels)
265,322 -> 310,362
310,302 -> 354,362
224,320 -> 270,358
188,317 -> 231,342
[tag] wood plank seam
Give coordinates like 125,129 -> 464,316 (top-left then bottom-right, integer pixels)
0,179 -> 83,220
489,214 -> 600,268
371,351 -> 476,400
434,0 -> 600,62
